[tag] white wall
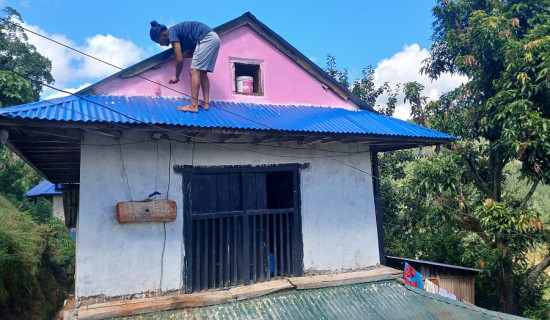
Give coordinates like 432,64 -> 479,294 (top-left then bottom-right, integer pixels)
76,131 -> 379,300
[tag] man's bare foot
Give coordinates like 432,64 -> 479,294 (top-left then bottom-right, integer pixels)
199,101 -> 209,110
178,104 -> 199,113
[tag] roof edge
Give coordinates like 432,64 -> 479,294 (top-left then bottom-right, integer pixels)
387,256 -> 481,273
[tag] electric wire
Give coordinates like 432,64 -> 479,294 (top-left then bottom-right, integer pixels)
383,222 -> 544,239
117,140 -> 133,201
2,64 -> 548,246
0,17 -> 385,155
0,21 -> 548,246
1,64 -> 366,162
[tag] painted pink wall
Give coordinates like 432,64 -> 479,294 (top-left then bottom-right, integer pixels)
95,26 -> 357,109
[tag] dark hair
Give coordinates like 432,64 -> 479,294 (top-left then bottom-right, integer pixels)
149,20 -> 167,41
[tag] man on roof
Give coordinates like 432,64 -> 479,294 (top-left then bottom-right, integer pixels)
150,21 -> 220,113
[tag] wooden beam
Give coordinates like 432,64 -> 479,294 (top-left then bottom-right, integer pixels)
288,266 -> 402,290
16,147 -> 80,152
228,280 -> 293,301
77,291 -> 234,320
22,128 -> 84,141
4,141 -> 48,179
219,134 -> 241,143
86,129 -> 122,139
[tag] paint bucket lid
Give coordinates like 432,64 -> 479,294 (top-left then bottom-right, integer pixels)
236,76 -> 253,81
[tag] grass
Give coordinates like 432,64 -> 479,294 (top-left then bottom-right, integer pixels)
0,194 -> 75,319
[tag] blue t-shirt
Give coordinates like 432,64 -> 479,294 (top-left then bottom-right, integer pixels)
168,21 -> 212,51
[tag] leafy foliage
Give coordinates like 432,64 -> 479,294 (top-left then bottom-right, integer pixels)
420,1 -> 550,313
0,145 -> 42,201
0,7 -> 53,106
0,195 -> 75,320
324,1 -> 550,315
0,70 -> 34,108
0,7 -> 75,319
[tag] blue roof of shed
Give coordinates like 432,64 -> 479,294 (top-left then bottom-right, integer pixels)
26,180 -> 61,197
0,95 -> 457,140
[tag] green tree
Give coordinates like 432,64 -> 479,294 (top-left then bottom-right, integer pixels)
324,54 -> 349,88
0,6 -> 50,200
419,0 -> 550,314
0,147 -> 41,200
324,54 -> 399,115
0,6 -> 53,107
403,81 -> 428,126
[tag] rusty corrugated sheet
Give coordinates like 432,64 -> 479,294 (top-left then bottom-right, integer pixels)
114,281 -> 526,320
0,95 -> 457,140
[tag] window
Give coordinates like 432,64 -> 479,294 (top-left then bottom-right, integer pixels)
231,58 -> 263,95
181,164 -> 303,293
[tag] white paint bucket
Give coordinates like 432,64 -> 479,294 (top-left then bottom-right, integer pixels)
236,76 -> 254,93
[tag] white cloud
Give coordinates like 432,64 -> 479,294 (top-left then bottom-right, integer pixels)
309,56 -> 317,63
21,23 -> 146,92
77,34 -> 145,79
42,83 -> 92,100
372,43 -> 467,120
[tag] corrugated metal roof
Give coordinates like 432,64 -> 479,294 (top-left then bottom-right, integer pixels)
0,95 -> 457,140
25,180 -> 61,197
115,280 -> 525,320
387,256 -> 481,273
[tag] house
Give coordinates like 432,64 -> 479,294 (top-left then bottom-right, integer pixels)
0,12 -> 467,318
386,255 -> 481,304
26,179 -> 64,219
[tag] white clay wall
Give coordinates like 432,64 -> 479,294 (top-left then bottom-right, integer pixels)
76,131 -> 379,300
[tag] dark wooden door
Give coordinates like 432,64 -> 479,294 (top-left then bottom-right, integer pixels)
182,165 -> 303,293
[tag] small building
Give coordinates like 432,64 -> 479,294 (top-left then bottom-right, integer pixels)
26,180 -> 64,219
0,13 -> 485,318
386,255 -> 481,304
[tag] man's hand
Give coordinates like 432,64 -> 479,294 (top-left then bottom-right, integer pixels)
169,77 -> 179,84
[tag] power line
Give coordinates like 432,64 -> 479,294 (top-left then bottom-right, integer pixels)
0,17 -> 387,154
3,64 -> 549,247
1,20 -> 547,246
0,64 -> 368,162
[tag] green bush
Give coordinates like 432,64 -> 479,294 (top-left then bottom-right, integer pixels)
0,195 -> 75,319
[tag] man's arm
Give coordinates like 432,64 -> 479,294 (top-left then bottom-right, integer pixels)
169,41 -> 183,84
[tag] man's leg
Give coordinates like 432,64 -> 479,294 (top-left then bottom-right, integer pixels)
178,68 -> 201,112
199,70 -> 210,110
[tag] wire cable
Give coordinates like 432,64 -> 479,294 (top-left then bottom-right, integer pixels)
0,23 -> 547,246
2,62 -> 548,246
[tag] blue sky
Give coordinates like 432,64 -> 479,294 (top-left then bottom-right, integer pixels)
1,0 -> 465,119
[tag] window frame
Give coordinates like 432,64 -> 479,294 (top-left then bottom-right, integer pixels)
230,57 -> 265,96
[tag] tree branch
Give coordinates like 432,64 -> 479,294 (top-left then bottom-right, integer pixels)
492,151 -> 505,202
520,180 -> 539,209
519,253 -> 550,305
436,186 -> 491,243
465,155 -> 491,192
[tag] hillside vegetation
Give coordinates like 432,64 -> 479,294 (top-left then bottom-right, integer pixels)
0,194 -> 75,320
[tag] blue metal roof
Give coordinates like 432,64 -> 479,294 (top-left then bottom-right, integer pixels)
26,180 -> 61,197
0,95 -> 457,140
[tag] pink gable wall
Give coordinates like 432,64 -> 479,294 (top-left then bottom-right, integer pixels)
94,26 -> 357,109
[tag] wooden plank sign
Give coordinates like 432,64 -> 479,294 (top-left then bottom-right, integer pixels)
116,199 -> 177,224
